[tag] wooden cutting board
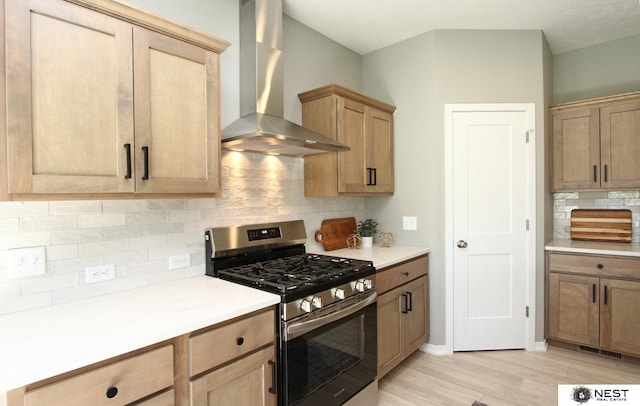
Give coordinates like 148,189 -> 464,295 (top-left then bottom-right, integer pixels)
314,217 -> 357,251
570,209 -> 632,242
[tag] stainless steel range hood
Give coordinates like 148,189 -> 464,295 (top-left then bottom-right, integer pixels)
221,0 -> 350,157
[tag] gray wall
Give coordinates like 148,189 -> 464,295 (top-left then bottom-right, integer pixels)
361,30 -> 551,346
553,33 -> 640,104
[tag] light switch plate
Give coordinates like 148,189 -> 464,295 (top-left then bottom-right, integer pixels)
8,247 -> 47,279
403,216 -> 417,231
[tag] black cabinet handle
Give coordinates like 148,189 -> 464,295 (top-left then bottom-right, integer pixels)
124,144 -> 132,179
406,291 -> 413,312
593,165 -> 597,182
592,283 -> 597,303
597,263 -> 604,270
366,168 -> 373,185
236,337 -> 244,346
604,286 -> 608,305
604,165 -> 608,182
106,386 -> 118,399
142,146 -> 149,180
372,168 -> 377,186
403,271 -> 409,277
401,293 -> 408,314
268,360 -> 277,395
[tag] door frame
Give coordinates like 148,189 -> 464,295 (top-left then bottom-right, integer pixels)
444,103 -> 537,354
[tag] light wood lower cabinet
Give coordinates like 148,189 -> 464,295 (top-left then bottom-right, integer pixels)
8,308 -> 277,406
546,252 -> 640,357
377,255 -> 429,379
12,345 -> 174,406
187,308 -> 277,406
190,346 -> 276,406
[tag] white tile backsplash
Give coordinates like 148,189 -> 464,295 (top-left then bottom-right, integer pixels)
553,191 -> 640,241
0,151 -> 365,315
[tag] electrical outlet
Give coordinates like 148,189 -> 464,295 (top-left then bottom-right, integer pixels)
8,247 -> 46,279
403,216 -> 417,231
85,264 -> 115,283
169,253 -> 191,270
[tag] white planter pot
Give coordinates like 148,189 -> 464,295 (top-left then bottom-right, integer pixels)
361,236 -> 373,248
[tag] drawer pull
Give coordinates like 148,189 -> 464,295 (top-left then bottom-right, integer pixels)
268,360 -> 277,395
142,146 -> 149,180
597,263 -> 604,270
403,272 -> 409,277
401,294 -> 409,314
124,143 -> 132,179
236,337 -> 244,346
106,386 -> 118,399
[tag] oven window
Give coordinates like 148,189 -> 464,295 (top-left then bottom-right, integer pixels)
283,302 -> 377,405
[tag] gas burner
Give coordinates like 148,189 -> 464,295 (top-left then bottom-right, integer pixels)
215,253 -> 374,296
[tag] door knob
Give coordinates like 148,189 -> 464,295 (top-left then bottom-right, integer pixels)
457,240 -> 468,248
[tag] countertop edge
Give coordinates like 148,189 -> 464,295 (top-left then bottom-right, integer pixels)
308,245 -> 430,269
545,239 -> 640,257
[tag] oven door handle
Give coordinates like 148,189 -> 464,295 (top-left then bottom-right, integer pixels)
285,292 -> 377,341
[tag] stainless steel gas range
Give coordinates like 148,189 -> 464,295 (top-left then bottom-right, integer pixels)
205,220 -> 377,406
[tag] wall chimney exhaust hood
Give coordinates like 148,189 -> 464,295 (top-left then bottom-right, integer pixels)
221,0 -> 350,157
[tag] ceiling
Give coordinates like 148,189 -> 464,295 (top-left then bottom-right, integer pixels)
283,0 -> 640,55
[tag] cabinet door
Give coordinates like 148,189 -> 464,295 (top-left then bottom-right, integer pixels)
366,107 -> 394,193
547,273 -> 599,346
404,275 -> 429,355
5,0 -> 135,193
190,346 -> 276,406
337,98 -> 367,193
600,278 -> 640,356
377,287 -> 403,379
600,100 -> 640,189
133,28 -> 221,194
551,108 -> 600,190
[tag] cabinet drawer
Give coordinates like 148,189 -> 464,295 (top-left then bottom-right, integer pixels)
24,345 -> 174,406
136,389 -> 174,406
189,309 -> 275,376
377,255 -> 428,294
548,252 -> 640,279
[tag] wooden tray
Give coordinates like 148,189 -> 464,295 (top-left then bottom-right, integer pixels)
314,217 -> 357,251
570,209 -> 632,242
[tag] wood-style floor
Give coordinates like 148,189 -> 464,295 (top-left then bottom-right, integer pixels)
378,345 -> 640,405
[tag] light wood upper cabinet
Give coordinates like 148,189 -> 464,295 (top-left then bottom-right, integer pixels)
551,92 -> 640,191
133,28 -> 221,194
3,0 -> 228,198
299,84 -> 395,197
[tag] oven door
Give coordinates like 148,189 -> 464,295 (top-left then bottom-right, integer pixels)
280,292 -> 377,406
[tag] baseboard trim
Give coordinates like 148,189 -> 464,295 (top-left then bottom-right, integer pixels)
419,340 -> 547,355
419,343 -> 450,355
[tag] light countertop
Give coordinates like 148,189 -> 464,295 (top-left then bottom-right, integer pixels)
0,276 -> 280,393
309,245 -> 430,269
545,239 -> 640,257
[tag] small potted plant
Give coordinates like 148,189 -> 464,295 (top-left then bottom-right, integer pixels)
355,219 -> 378,248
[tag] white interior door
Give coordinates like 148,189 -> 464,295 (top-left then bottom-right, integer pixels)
451,108 -> 532,351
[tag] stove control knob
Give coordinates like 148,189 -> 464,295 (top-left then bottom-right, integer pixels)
355,279 -> 373,292
334,288 -> 346,300
312,296 -> 322,309
300,299 -> 312,313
